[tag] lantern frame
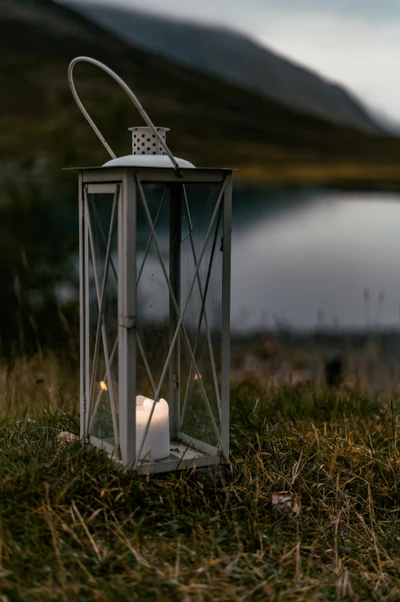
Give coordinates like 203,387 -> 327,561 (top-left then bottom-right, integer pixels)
78,165 -> 232,473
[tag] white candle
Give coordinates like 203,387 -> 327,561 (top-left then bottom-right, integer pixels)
136,395 -> 170,460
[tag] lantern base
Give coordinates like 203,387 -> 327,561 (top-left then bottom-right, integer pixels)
88,434 -> 227,474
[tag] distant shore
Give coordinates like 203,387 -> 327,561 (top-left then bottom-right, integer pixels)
237,162 -> 400,189
231,328 -> 400,394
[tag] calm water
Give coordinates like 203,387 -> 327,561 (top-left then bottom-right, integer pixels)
231,186 -> 400,332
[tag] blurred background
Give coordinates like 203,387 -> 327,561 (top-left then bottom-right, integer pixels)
1,0 -> 400,391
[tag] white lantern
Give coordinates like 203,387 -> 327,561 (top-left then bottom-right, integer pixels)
69,57 -> 232,473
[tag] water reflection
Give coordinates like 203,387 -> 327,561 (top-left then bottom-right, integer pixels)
231,188 -> 400,331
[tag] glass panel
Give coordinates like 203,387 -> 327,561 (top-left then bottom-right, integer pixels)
135,180 -> 224,457
179,183 -> 223,448
136,184 -> 170,399
86,190 -> 119,449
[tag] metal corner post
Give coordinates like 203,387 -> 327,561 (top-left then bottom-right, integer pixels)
221,174 -> 232,456
169,183 -> 182,438
83,185 -> 91,439
79,172 -> 87,440
119,170 -> 137,466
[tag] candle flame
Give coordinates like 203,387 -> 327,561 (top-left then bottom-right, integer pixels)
100,380 -> 108,391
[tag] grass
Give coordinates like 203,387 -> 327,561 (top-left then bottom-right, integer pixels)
1,354 -> 400,600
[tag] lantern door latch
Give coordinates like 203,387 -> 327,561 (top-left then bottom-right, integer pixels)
119,314 -> 136,329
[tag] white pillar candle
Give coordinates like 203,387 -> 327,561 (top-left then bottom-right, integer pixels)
136,395 -> 170,460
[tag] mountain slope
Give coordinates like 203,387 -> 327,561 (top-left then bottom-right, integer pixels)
0,0 -> 400,184
61,2 -> 379,134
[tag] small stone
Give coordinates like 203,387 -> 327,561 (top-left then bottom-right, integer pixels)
56,431 -> 79,444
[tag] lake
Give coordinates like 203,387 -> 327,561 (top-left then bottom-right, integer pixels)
80,183 -> 400,337
231,186 -> 400,332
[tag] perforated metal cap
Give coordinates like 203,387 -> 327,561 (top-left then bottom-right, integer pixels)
129,126 -> 169,155
102,125 -> 195,168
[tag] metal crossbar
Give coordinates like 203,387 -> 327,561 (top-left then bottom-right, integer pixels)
87,192 -> 119,431
180,186 -> 222,426
86,202 -> 119,447
137,186 -> 168,286
89,197 -> 118,284
180,197 -> 222,429
91,186 -> 168,422
136,331 -> 157,396
90,336 -> 118,431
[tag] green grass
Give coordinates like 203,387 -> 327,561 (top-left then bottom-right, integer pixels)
1,367 -> 400,600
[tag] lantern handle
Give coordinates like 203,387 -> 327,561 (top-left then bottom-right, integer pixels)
68,56 -> 182,174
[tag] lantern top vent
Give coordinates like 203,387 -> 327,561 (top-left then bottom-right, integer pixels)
102,126 -> 195,168
130,126 -> 168,155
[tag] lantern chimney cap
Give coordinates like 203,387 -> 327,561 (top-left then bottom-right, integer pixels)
102,125 -> 195,168
129,126 -> 170,156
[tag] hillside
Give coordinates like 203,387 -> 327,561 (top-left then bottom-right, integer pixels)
63,1 -> 380,134
0,0 -> 400,184
1,0 -> 400,354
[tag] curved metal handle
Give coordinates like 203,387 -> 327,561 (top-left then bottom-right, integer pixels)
68,56 -> 181,172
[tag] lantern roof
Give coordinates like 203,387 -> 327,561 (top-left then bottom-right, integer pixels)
102,154 -> 195,169
100,126 -> 196,168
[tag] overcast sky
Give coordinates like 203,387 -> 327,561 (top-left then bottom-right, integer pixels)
65,0 -> 400,123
